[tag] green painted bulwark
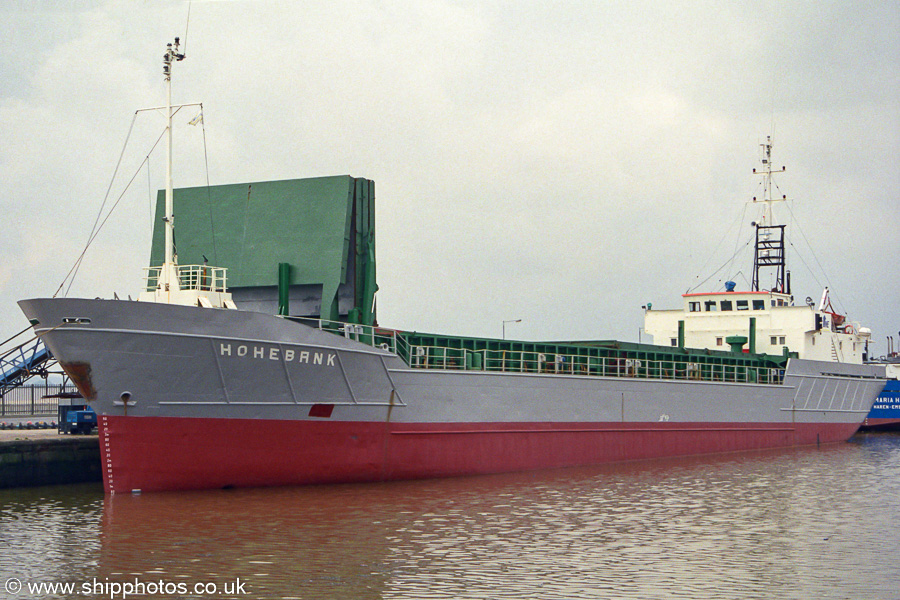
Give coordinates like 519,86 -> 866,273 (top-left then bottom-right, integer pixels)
381,330 -> 788,383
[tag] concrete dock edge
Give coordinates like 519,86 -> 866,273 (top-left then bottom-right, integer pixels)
0,436 -> 101,488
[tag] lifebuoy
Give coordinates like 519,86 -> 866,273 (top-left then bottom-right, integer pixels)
845,325 -> 855,335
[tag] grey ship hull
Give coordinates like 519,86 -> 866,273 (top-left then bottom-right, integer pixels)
19,298 -> 885,493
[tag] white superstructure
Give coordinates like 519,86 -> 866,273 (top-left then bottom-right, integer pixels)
644,288 -> 871,363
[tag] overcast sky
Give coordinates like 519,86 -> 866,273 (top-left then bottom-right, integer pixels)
1,1 -> 897,355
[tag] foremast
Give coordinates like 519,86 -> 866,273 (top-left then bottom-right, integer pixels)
139,37 -> 233,309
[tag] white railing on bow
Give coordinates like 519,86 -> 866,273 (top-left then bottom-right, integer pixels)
144,264 -> 228,293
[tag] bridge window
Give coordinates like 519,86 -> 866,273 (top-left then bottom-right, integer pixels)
720,301 -> 733,311
705,301 -> 717,311
689,301 -> 701,312
752,299 -> 765,310
736,300 -> 749,310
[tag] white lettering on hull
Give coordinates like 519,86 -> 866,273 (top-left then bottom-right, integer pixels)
218,343 -> 336,368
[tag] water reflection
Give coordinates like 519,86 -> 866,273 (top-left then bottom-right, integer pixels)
0,483 -> 103,592
3,436 -> 900,599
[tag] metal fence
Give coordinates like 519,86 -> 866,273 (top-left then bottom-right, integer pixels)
401,344 -> 784,385
0,384 -> 78,417
290,317 -> 786,386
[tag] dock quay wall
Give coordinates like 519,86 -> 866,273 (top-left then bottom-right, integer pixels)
0,435 -> 101,488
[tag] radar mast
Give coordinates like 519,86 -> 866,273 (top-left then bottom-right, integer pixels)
751,136 -> 790,294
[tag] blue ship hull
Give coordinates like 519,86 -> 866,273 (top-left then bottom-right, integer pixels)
861,380 -> 900,430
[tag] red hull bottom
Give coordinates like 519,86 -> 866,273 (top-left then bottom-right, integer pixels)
98,415 -> 860,494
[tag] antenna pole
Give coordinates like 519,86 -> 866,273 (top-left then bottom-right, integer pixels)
754,137 -> 787,226
162,37 -> 185,291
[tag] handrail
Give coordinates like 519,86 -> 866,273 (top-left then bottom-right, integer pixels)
399,345 -> 782,384
283,317 -> 785,386
144,264 -> 228,293
0,336 -> 58,395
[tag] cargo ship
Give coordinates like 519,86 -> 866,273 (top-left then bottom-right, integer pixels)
19,40 -> 885,493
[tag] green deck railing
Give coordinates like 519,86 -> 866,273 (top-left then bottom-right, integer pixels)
287,318 -> 786,386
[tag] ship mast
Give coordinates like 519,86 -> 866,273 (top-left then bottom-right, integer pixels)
751,136 -> 790,294
161,37 -> 185,292
138,37 -> 232,308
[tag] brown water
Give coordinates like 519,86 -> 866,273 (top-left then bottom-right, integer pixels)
2,434 -> 899,599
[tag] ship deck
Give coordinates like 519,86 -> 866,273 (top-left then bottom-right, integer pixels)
296,318 -> 791,386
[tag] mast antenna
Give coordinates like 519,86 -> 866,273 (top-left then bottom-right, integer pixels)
182,1 -> 192,57
160,37 -> 186,292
